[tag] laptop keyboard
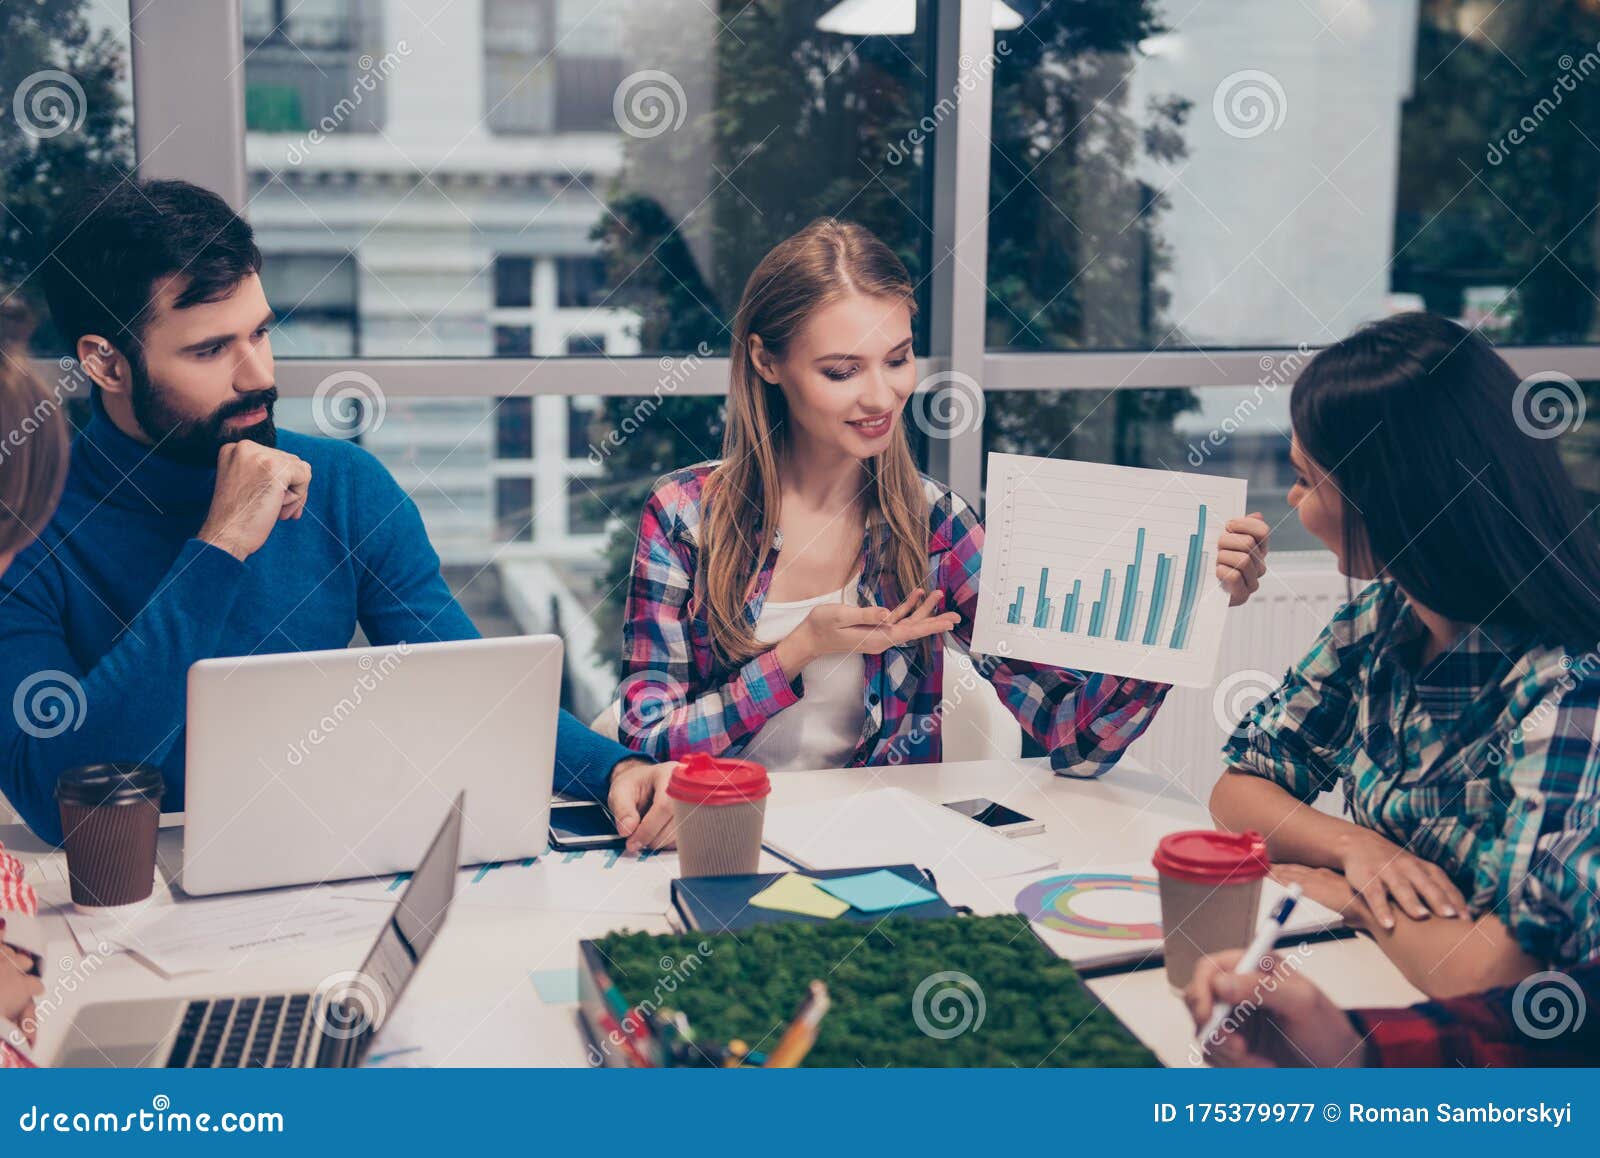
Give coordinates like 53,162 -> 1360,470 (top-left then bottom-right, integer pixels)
166,993 -> 317,1068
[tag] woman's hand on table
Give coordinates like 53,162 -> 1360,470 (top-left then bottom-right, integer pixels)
1333,828 -> 1466,929
1269,863 -> 1377,932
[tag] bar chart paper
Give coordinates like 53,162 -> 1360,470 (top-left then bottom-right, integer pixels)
970,454 -> 1247,688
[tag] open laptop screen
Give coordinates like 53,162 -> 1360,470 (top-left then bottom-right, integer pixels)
348,794 -> 464,1034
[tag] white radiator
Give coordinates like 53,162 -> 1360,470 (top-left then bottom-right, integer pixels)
1124,551 -> 1352,807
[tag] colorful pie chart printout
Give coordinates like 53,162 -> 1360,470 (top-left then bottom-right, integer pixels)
1014,873 -> 1163,941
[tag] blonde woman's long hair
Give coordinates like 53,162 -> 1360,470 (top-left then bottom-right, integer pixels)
0,300 -> 69,561
700,218 -> 930,666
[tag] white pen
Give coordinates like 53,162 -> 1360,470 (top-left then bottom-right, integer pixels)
1194,884 -> 1303,1049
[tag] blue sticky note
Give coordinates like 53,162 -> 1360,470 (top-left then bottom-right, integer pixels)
531,968 -> 581,1004
814,870 -> 938,913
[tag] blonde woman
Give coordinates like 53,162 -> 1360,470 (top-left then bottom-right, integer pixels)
0,299 -> 67,1061
617,219 -> 1269,787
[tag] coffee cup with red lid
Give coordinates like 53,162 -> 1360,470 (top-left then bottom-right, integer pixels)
666,753 -> 771,877
1152,829 -> 1270,989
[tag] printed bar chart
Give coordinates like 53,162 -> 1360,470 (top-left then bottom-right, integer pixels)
970,453 -> 1247,687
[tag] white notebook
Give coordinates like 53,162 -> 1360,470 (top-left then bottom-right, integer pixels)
760,787 -> 1057,881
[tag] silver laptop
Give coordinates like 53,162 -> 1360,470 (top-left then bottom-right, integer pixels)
182,635 -> 562,895
57,794 -> 464,1068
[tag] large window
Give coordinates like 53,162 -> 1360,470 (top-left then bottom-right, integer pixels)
61,0 -> 1600,708
1,1 -> 135,353
246,0 -> 936,362
983,381 -> 1319,553
243,0 -> 939,690
985,0 -> 1600,351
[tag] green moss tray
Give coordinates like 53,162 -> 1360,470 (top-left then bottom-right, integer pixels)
591,914 -> 1159,1068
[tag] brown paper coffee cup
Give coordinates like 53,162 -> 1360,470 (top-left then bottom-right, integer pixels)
1152,829 -> 1270,988
666,753 -> 771,879
56,763 -> 163,910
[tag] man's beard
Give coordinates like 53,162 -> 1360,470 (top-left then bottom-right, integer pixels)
129,356 -> 278,468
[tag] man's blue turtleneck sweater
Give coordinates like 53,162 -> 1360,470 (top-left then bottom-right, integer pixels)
0,400 -> 633,843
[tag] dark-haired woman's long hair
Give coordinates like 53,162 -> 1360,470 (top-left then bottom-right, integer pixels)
1291,311 -> 1600,647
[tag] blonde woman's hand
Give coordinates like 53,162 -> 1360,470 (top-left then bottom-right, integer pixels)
1217,512 -> 1271,606
774,589 -> 962,672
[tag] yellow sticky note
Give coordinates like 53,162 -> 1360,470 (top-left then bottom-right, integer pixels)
748,873 -> 851,919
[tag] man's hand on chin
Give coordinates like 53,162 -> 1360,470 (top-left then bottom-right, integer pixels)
607,759 -> 679,853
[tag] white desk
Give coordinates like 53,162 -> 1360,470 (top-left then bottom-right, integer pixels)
9,757 -> 1423,1067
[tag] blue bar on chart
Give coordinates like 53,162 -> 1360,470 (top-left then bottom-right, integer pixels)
1088,569 -> 1112,637
1114,527 -> 1146,643
1006,586 -> 1025,625
1059,579 -> 1082,633
1168,504 -> 1209,650
1142,553 -> 1172,645
1031,567 -> 1052,629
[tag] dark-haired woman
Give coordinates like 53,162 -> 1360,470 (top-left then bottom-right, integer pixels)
1212,311 -> 1600,997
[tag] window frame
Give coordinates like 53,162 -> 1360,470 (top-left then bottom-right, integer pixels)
80,2 -> 1600,511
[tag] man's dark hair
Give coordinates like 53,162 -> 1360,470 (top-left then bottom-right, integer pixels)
39,178 -> 262,354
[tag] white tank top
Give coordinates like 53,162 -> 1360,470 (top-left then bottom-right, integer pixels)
743,580 -> 867,772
